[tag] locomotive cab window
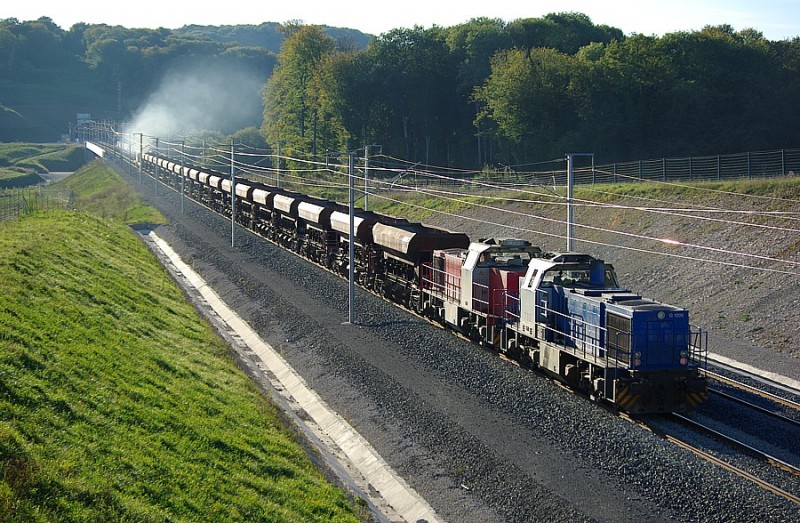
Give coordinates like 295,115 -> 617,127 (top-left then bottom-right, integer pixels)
478,252 -> 533,267
542,264 -> 619,288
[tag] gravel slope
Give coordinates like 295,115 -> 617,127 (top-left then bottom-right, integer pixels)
124,169 -> 799,523
420,188 -> 800,380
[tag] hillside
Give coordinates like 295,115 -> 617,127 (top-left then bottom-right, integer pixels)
176,23 -> 373,52
0,164 -> 365,521
0,19 -> 368,142
0,143 -> 86,178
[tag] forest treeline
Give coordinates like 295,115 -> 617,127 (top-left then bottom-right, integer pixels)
264,15 -> 800,168
2,13 -> 799,167
0,18 -> 366,142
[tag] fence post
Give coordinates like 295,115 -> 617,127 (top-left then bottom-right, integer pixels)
155,138 -> 159,197
689,157 -> 693,181
747,152 -> 752,179
662,158 -> 666,181
639,160 -> 643,182
717,155 -> 721,180
782,149 -> 786,176
231,142 -> 236,248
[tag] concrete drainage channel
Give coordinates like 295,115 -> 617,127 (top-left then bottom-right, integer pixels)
138,229 -> 441,523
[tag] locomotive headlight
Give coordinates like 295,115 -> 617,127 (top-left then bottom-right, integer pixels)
657,311 -> 666,320
634,352 -> 642,359
680,357 -> 688,366
633,358 -> 642,367
680,350 -> 688,357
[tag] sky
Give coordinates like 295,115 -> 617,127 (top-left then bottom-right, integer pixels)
4,0 -> 799,41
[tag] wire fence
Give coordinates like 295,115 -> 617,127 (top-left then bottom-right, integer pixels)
94,133 -> 800,193
577,148 -> 800,185
0,186 -> 75,221
391,147 -> 800,190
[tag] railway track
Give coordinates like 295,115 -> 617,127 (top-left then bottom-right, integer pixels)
671,413 -> 800,477
704,364 -> 800,411
106,149 -> 800,521
635,359 -> 800,505
708,387 -> 800,429
148,156 -> 800,489
638,413 -> 800,506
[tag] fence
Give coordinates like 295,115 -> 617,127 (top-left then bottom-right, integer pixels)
93,135 -> 799,192
390,147 -> 800,190
579,148 -> 800,185
0,187 -> 75,221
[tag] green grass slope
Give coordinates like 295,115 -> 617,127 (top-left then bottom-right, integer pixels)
0,143 -> 86,174
0,169 -> 43,189
0,165 -> 363,521
56,159 -> 166,225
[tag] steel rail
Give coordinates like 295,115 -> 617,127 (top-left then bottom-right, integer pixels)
708,388 -> 800,429
626,413 -> 800,507
671,412 -> 800,478
704,368 -> 800,412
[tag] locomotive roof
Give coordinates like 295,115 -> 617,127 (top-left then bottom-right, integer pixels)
464,239 -> 542,271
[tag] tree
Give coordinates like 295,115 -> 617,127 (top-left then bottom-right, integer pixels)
446,18 -> 512,166
366,26 -> 460,164
507,12 -> 623,55
262,24 -> 336,157
475,47 -> 581,162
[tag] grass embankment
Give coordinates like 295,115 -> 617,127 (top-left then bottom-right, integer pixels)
575,175 -> 800,202
0,143 -> 87,189
0,170 -> 42,189
56,160 -> 166,225
0,163 -> 363,521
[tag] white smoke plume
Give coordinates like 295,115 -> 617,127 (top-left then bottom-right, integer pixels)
126,59 -> 265,138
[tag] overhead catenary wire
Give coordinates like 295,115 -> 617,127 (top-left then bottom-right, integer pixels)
363,189 -> 800,276
103,125 -> 799,276
393,161 -> 800,219
239,144 -> 800,259
391,184 -> 800,269
366,163 -> 800,234
114,126 -> 800,229
385,182 -> 800,236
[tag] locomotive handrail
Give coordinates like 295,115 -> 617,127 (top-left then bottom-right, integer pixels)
471,281 -> 490,315
533,293 -> 610,363
504,293 -> 521,322
689,325 -> 708,368
530,288 -> 637,369
470,281 -> 519,322
419,262 -> 461,301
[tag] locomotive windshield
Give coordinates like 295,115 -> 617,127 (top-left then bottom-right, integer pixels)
542,263 -> 619,288
476,251 -> 533,267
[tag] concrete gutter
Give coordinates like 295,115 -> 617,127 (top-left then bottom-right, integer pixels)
140,229 -> 442,523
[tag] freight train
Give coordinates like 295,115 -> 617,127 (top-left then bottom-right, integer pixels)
135,150 -> 708,413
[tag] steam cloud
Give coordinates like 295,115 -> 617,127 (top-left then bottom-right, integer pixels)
127,60 -> 265,138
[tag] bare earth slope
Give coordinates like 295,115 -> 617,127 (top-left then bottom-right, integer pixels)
420,186 -> 800,381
